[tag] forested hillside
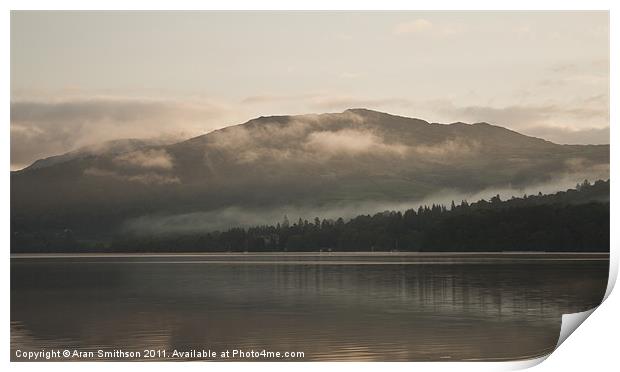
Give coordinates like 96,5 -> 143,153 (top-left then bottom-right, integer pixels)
12,179 -> 609,253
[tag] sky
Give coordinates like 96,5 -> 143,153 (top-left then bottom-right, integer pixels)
10,11 -> 609,170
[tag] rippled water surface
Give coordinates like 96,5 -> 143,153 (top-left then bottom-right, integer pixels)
10,253 -> 608,361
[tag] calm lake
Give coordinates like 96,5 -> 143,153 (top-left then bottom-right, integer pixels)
10,253 -> 609,361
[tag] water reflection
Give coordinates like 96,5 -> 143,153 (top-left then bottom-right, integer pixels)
11,254 -> 608,361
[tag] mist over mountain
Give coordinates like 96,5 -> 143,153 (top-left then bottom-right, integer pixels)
26,138 -> 173,171
11,109 -> 609,244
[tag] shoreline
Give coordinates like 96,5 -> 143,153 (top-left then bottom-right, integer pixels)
10,251 -> 610,262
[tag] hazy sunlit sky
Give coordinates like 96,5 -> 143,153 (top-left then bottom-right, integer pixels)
10,11 -> 609,169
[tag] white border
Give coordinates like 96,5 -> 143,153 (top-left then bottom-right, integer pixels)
3,2 -> 617,371
2,1 -> 617,11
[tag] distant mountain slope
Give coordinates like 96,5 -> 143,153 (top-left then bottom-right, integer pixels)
24,138 -> 165,171
11,109 -> 609,245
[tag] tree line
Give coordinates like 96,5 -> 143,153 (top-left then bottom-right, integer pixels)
12,179 -> 609,253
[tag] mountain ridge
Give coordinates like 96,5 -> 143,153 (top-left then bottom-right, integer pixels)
14,109 -> 605,173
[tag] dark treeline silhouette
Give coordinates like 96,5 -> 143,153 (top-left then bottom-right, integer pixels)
12,180 -> 609,253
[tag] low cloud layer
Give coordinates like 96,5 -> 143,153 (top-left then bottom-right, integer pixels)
124,167 -> 609,236
305,129 -> 408,157
114,149 -> 174,170
84,167 -> 180,185
207,113 -> 411,164
427,96 -> 609,145
413,139 -> 480,157
521,126 -> 610,145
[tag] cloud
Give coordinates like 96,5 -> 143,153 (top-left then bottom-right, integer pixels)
127,173 -> 180,185
393,19 -> 433,35
309,96 -> 412,111
208,125 -> 289,163
241,95 -> 282,104
335,33 -> 354,41
304,129 -> 408,157
548,60 -> 609,76
412,139 -> 480,157
123,168 -> 609,236
521,126 -> 609,145
241,93 -> 412,111
11,97 -> 223,127
114,149 -> 174,170
84,167 -> 180,185
207,113 -> 409,164
83,167 -> 117,178
339,72 -> 361,79
240,93 -> 318,105
207,117 -> 316,164
11,97 -> 227,169
439,102 -> 607,126
392,19 -> 465,37
535,61 -> 609,103
429,98 -> 609,144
